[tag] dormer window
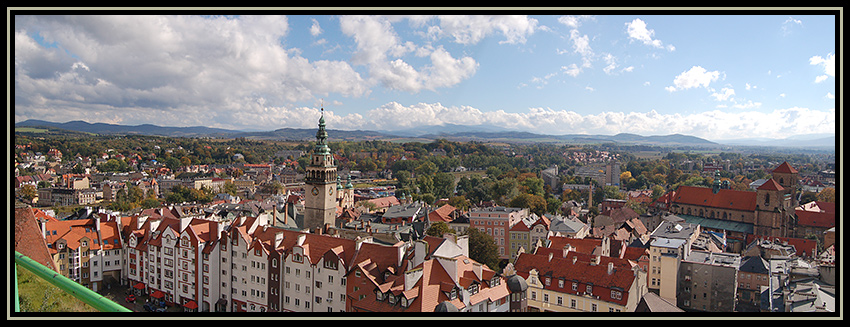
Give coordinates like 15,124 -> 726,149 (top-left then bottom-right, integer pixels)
376,290 -> 385,301
388,293 -> 397,305
468,284 -> 479,295
449,288 -> 457,300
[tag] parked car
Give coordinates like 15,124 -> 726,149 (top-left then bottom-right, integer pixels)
155,306 -> 167,312
143,303 -> 155,312
125,294 -> 136,303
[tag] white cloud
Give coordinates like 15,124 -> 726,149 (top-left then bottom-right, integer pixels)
15,15 -> 371,122
826,92 -> 834,99
562,63 -> 582,77
557,15 -> 594,28
625,18 -> 675,51
356,102 -> 833,140
781,16 -> 803,35
809,53 -> 834,83
711,87 -> 735,101
667,66 -> 721,91
340,15 -> 480,93
436,15 -> 539,45
310,18 -> 323,36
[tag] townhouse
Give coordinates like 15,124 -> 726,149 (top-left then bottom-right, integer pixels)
347,235 -> 513,313
469,206 -> 529,260
42,214 -> 125,292
513,249 -> 647,312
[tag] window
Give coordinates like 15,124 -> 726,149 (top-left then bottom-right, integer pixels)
611,290 -> 622,300
571,299 -> 576,308
586,285 -> 592,294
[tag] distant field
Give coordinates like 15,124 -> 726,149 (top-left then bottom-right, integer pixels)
629,150 -> 668,160
15,127 -> 48,133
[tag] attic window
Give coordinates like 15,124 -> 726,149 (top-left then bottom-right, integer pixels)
449,288 -> 457,300
375,290 -> 384,301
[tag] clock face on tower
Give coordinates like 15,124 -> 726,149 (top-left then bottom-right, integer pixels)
329,188 -> 334,195
311,186 -> 319,196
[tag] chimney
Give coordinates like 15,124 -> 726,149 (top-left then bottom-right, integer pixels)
608,262 -> 614,275
548,252 -> 554,262
572,256 -> 577,265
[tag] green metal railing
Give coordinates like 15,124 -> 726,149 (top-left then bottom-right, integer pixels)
14,251 -> 132,313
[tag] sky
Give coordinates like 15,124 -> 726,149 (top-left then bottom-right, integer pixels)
12,11 -> 838,141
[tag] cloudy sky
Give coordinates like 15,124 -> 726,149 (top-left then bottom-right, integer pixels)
12,11 -> 837,141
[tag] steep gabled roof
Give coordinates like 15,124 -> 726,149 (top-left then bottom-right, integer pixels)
771,161 -> 798,174
757,178 -> 784,191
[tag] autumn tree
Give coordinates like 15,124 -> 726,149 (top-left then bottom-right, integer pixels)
425,221 -> 455,237
816,187 -> 835,203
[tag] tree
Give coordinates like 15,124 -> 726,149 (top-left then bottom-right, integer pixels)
432,172 -> 456,199
465,227 -> 500,271
19,184 -> 37,202
508,193 -> 547,216
425,221 -> 455,237
816,187 -> 835,203
800,191 -> 818,205
446,195 -> 471,211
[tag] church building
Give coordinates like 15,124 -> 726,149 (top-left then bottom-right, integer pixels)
665,162 -> 799,241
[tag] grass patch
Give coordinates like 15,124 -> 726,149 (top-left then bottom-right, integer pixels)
15,265 -> 98,312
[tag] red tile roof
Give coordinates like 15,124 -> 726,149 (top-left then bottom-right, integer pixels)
672,185 -> 757,211
514,251 -> 636,306
795,207 -> 835,228
545,236 -> 602,255
428,204 -> 457,223
15,206 -> 58,271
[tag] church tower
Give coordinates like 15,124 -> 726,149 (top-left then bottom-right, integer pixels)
303,109 -> 338,233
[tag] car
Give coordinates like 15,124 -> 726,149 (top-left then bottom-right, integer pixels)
143,303 -> 155,312
125,294 -> 136,303
155,307 -> 167,312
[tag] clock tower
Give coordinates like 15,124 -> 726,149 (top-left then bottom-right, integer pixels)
303,109 -> 338,233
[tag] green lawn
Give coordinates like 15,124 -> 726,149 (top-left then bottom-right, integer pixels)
15,265 -> 98,312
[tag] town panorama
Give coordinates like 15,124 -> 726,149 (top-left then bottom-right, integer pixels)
13,115 -> 837,317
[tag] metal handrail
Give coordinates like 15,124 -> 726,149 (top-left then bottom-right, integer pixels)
14,251 -> 132,313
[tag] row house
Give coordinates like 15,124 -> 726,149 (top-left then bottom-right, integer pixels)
42,215 -> 125,292
348,235 -> 513,312
469,206 -> 529,260
647,221 -> 701,302
676,251 -> 741,312
513,249 -> 647,312
37,187 -> 97,207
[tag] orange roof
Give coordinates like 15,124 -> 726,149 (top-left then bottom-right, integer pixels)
672,185 -> 757,212
771,161 -> 798,174
367,196 -> 400,208
427,204 -> 457,223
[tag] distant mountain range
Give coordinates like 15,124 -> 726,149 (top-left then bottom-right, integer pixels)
14,119 -> 835,148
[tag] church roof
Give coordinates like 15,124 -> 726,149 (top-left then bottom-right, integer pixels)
757,178 -> 784,191
672,185 -> 757,212
771,161 -> 798,174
